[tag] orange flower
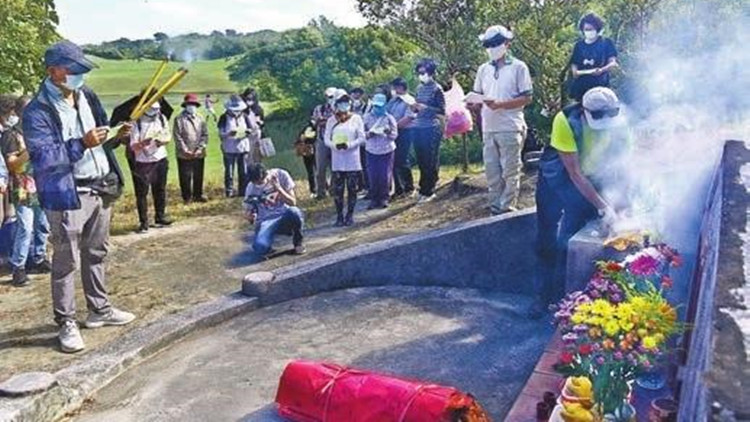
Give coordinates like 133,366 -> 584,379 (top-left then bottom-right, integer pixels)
602,339 -> 616,350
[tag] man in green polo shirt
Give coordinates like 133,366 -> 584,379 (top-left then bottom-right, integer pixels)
531,87 -> 628,318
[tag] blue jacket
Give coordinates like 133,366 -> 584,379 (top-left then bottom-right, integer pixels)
23,85 -> 124,211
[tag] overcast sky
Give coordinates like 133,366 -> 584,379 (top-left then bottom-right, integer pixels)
57,0 -> 368,44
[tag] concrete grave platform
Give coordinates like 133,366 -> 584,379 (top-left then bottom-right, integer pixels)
74,286 -> 553,421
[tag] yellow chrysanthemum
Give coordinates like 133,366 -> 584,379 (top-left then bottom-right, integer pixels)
642,336 -> 658,350
604,320 -> 621,336
571,312 -> 587,325
592,300 -> 613,316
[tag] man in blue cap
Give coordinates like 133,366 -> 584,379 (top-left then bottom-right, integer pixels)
23,40 -> 135,353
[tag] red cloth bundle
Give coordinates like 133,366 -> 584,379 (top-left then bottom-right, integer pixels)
275,360 -> 491,422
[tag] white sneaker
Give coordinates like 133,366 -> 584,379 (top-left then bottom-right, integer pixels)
417,194 -> 436,204
84,307 -> 136,329
59,320 -> 85,353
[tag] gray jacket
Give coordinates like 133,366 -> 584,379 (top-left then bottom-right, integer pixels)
173,111 -> 209,159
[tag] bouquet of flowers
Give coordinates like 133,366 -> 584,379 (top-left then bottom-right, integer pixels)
552,242 -> 683,419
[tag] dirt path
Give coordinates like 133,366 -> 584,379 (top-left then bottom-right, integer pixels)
0,170 -> 537,381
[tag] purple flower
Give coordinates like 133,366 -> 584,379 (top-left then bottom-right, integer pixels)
592,343 -> 602,352
563,333 -> 579,343
596,356 -> 606,365
614,351 -> 624,361
611,293 -> 623,303
574,324 -> 589,333
629,254 -> 661,276
590,290 -> 601,299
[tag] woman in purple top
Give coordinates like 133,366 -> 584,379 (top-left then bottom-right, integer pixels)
363,93 -> 398,209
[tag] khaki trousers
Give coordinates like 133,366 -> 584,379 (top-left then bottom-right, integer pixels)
483,130 -> 525,213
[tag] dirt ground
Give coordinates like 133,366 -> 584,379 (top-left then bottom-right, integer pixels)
0,168 -> 537,381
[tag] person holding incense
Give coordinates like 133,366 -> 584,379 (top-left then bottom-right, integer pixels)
23,40 -> 135,354
130,102 -> 173,233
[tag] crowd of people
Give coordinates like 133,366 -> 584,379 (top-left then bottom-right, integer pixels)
0,11 -> 622,352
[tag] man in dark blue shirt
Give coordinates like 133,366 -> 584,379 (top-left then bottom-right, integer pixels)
569,13 -> 619,102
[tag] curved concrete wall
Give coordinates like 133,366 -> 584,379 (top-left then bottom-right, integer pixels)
243,209 -> 538,306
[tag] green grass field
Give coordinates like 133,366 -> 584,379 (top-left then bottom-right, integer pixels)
83,57 -> 313,232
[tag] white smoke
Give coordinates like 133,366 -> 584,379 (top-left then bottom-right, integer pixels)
608,1 -> 750,248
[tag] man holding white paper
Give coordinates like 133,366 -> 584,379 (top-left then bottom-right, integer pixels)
471,25 -> 533,215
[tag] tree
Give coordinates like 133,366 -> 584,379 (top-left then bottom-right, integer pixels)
225,29 -> 238,37
153,32 -> 169,42
357,0 -> 485,82
229,23 -> 417,110
0,0 -> 59,93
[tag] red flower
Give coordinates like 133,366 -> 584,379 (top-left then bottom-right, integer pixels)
560,352 -> 574,365
606,262 -> 623,272
661,276 -> 674,290
578,344 -> 593,355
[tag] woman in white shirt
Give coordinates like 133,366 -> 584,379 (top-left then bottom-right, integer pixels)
324,90 -> 366,227
130,102 -> 172,233
219,95 -> 260,197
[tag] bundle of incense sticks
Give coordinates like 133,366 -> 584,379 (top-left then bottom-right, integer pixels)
129,60 -> 189,121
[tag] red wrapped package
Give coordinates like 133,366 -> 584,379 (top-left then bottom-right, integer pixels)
275,360 -> 491,422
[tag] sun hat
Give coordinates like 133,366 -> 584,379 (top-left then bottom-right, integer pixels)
225,94 -> 248,112
182,93 -> 201,108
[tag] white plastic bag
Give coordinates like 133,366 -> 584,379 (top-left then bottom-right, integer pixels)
259,137 -> 276,158
444,79 -> 474,138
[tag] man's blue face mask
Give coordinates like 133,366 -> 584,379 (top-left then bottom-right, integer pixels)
62,73 -> 85,91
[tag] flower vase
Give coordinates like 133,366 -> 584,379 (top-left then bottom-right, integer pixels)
602,403 -> 636,422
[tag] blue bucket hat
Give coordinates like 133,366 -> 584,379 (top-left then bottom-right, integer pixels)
44,40 -> 98,75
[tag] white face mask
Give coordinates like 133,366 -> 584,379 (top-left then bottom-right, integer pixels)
418,74 -> 432,84
487,45 -> 508,61
145,109 -> 159,118
584,30 -> 599,43
185,105 -> 197,115
5,115 -> 19,128
62,73 -> 85,91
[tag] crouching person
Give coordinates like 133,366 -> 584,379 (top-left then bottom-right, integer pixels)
244,163 -> 306,256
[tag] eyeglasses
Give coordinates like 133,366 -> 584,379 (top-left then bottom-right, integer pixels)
587,107 -> 620,120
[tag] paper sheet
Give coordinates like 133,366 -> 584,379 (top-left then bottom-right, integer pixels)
400,94 -> 417,106
576,68 -> 599,76
464,92 -> 487,105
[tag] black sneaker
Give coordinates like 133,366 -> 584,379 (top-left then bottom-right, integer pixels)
334,216 -> 345,227
28,259 -> 52,275
344,214 -> 354,227
193,196 -> 208,203
12,268 -> 29,287
136,223 -> 149,234
292,245 -> 307,255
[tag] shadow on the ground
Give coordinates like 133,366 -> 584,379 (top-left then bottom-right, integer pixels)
0,324 -> 59,350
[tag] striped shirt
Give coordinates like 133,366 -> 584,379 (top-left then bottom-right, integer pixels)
411,81 -> 445,128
